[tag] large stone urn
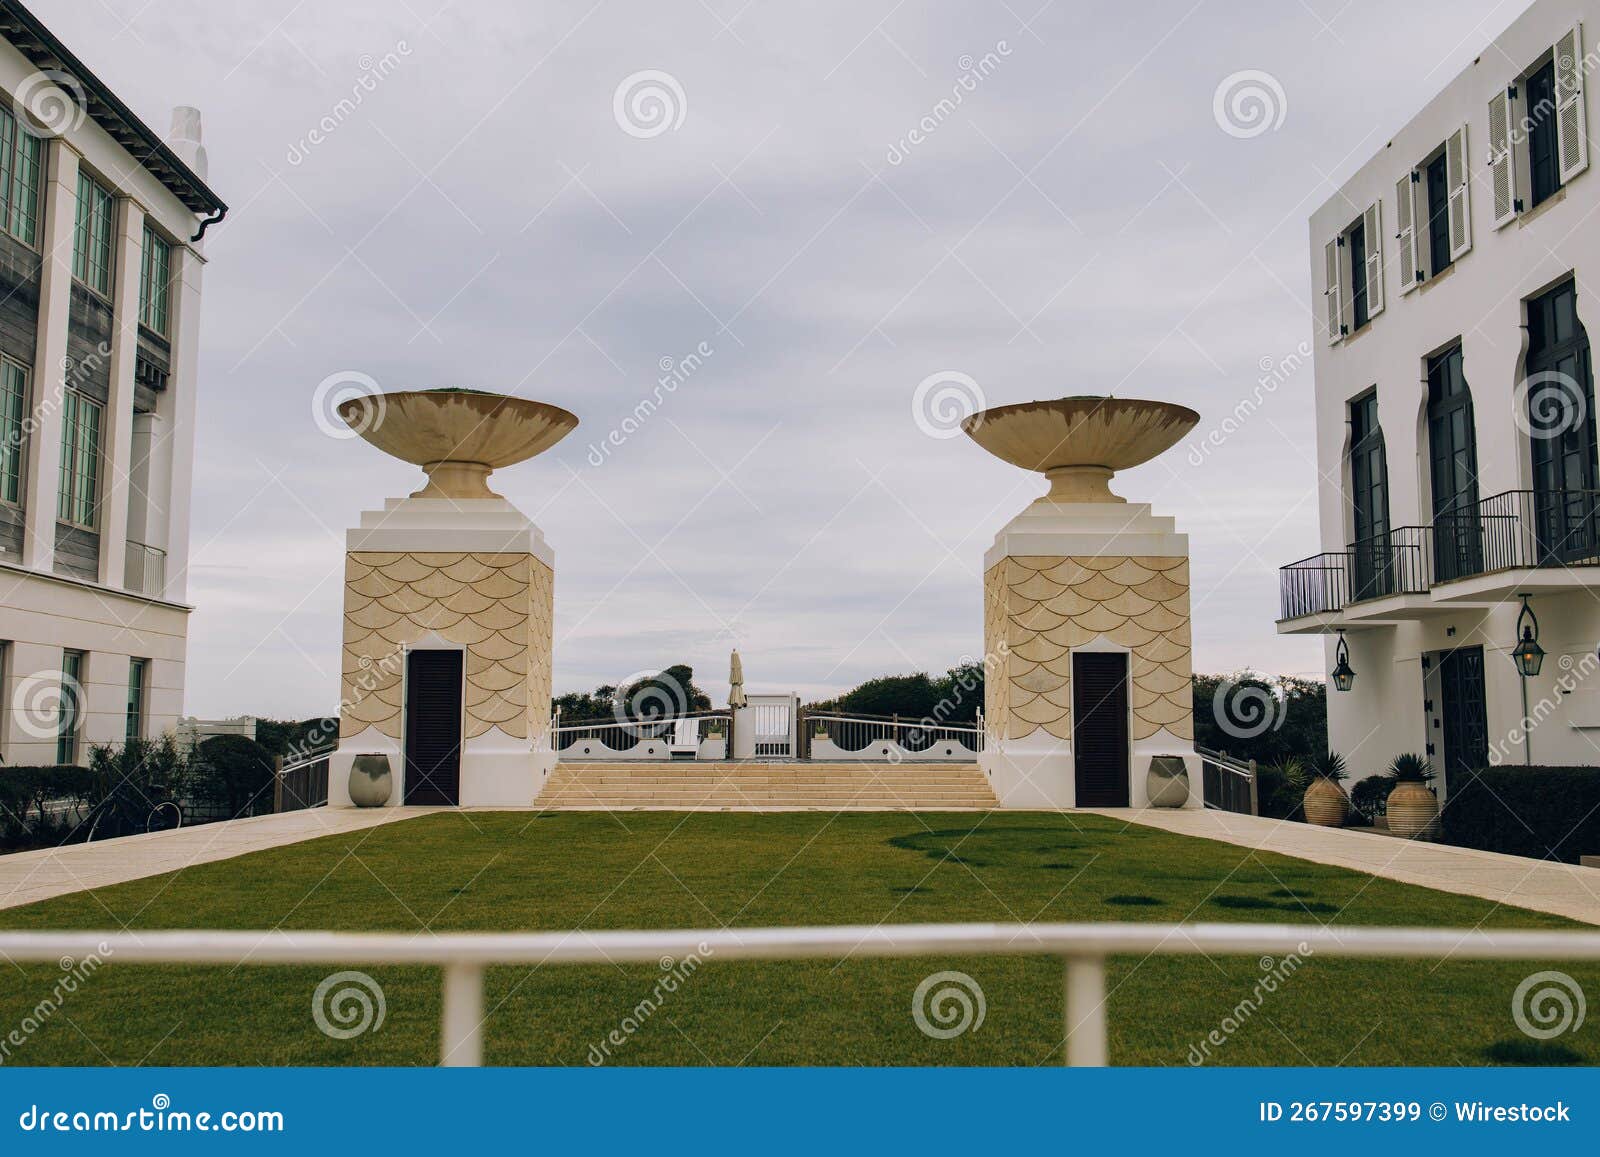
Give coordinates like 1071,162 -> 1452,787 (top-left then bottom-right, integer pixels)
327,388 -> 577,808
1386,782 -> 1439,839
347,753 -> 393,807
964,397 -> 1203,810
1302,778 -> 1350,827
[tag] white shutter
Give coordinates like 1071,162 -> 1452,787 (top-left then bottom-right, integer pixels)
1488,86 -> 1519,228
1396,171 -> 1420,293
1446,124 -> 1472,259
1556,22 -> 1589,183
1324,238 -> 1343,344
1363,201 -> 1384,318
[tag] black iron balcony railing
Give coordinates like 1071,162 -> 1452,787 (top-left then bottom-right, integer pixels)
1276,488 -> 1600,621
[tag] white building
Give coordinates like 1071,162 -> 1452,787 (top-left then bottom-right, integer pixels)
0,2 -> 224,766
1280,0 -> 1600,794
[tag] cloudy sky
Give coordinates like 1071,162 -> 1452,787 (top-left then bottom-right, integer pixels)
38,0 -> 1531,718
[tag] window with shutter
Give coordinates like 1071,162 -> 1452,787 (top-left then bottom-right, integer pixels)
1362,201 -> 1383,319
1324,238 -> 1343,344
1446,124 -> 1471,259
1556,22 -> 1588,183
1488,86 -> 1519,228
1396,171 -> 1419,294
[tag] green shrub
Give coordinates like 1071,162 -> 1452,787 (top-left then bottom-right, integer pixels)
190,734 -> 276,818
1350,775 -> 1390,824
1255,759 -> 1304,820
1440,765 -> 1600,863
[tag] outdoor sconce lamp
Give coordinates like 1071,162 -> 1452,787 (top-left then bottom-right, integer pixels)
1512,594 -> 1545,678
1330,630 -> 1356,692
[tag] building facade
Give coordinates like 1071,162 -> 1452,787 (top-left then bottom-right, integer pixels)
0,2 -> 224,766
1281,0 -> 1600,793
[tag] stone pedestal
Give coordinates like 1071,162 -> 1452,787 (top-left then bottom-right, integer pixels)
329,496 -> 555,807
981,497 -> 1201,809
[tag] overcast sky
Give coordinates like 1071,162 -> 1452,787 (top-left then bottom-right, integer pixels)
36,0 -> 1532,718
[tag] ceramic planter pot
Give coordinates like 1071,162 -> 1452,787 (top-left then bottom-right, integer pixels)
1386,781 -> 1439,839
348,753 -> 393,808
1146,755 -> 1190,808
1302,778 -> 1349,827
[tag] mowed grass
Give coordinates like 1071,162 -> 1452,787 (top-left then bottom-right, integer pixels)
0,810 -> 1595,1067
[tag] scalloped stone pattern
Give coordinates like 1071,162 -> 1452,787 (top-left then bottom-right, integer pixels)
983,555 -> 1193,743
340,551 -> 553,742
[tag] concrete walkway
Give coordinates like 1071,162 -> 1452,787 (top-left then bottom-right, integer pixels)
1096,807 -> 1600,926
0,807 -> 429,912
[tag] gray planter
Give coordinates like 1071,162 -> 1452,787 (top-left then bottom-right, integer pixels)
1146,755 -> 1189,808
348,753 -> 393,808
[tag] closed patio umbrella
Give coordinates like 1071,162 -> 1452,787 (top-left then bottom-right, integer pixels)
728,649 -> 747,708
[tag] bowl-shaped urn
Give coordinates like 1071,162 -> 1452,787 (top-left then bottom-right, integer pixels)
962,396 -> 1199,502
338,388 -> 578,499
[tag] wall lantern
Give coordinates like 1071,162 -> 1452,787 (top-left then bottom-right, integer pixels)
1330,629 -> 1356,692
1512,594 -> 1545,678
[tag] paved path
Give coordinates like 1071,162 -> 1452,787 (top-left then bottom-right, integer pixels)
1094,807 -> 1600,926
0,807 -> 430,912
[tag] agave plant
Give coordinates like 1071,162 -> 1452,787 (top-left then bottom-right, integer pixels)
1272,755 -> 1308,788
1387,752 -> 1434,783
1309,749 -> 1347,782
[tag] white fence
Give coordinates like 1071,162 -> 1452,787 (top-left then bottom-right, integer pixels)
3,922 -> 1597,1066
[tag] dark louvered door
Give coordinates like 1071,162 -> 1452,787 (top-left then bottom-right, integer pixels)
1438,646 -> 1488,796
1072,652 -> 1129,807
405,649 -> 463,805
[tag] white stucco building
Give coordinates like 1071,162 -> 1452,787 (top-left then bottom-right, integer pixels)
1280,0 -> 1600,793
0,2 -> 224,766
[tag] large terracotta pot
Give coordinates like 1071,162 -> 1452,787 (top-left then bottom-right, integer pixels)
1146,756 -> 1190,808
348,753 -> 393,808
1302,778 -> 1349,827
1386,781 -> 1439,839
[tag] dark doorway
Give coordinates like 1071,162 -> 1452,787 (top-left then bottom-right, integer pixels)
1347,218 -> 1369,330
1438,646 -> 1489,794
1072,652 -> 1129,807
404,649 -> 463,805
1425,152 -> 1452,276
1527,60 -> 1561,208
1348,391 -> 1391,599
1427,344 -> 1481,580
1526,280 -> 1600,564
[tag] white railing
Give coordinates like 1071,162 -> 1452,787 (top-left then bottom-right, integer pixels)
807,712 -> 984,760
4,921 -> 1597,1066
551,711 -> 731,761
123,539 -> 167,597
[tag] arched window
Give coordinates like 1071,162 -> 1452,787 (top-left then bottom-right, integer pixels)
1426,344 -> 1480,580
1525,279 -> 1598,563
1347,390 -> 1391,599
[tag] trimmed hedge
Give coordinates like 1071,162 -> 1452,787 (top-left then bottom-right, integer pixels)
1441,765 -> 1600,863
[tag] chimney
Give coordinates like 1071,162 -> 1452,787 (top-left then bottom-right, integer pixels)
167,105 -> 207,180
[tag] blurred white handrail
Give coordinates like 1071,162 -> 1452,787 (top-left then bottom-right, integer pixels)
5,922 -> 1598,1067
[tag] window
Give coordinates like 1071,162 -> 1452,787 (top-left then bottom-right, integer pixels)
1489,23 -> 1589,229
57,650 -> 84,766
1347,391 -> 1391,600
126,658 -> 148,740
0,105 -> 43,246
1347,219 -> 1369,331
0,357 -> 26,505
56,389 -> 101,529
139,224 -> 170,334
1527,60 -> 1561,208
1525,279 -> 1598,564
1425,154 -> 1451,274
1426,345 -> 1481,580
71,171 -> 114,297
1397,127 -> 1471,294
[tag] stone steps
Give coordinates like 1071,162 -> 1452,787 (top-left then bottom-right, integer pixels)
537,761 -> 998,810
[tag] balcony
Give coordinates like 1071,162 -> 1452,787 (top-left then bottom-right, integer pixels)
1276,489 -> 1600,633
124,539 -> 166,598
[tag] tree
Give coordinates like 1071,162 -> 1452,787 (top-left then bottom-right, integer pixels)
1192,672 -> 1327,766
554,663 -> 712,720
191,734 -> 276,818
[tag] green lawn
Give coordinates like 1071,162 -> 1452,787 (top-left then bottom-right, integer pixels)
0,811 -> 1594,1066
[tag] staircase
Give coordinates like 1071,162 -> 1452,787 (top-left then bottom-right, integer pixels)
537,761 -> 998,810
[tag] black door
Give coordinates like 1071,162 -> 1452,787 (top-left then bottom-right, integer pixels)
404,649 -> 463,805
1527,281 -> 1600,564
1072,652 -> 1129,807
1427,345 -> 1481,580
1348,391 -> 1392,599
1438,646 -> 1488,794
